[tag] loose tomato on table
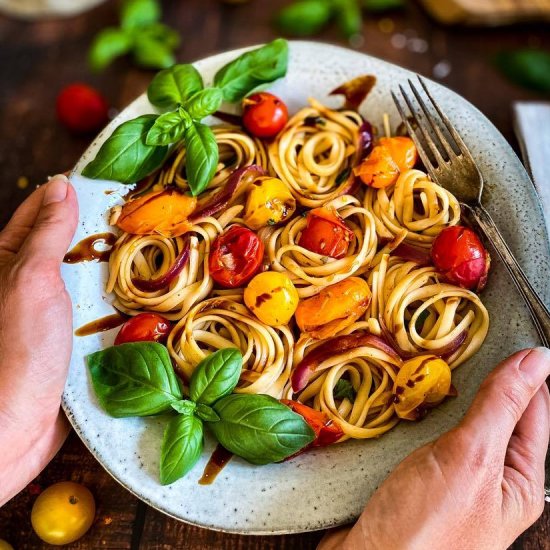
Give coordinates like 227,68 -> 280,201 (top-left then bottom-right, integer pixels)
298,206 -> 355,259
282,400 -> 344,447
114,313 -> 172,345
209,225 -> 264,288
242,92 -> 288,138
431,225 -> 490,291
56,83 -> 109,134
31,482 -> 96,545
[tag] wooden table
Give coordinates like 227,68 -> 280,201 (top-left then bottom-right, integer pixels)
0,0 -> 549,548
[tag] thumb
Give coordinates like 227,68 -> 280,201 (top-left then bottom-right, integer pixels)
18,175 -> 79,264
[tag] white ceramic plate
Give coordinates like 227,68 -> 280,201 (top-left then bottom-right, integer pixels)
62,41 -> 550,534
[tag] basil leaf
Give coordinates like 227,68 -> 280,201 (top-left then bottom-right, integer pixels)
146,110 -> 190,146
276,0 -> 332,37
89,27 -> 132,72
82,115 -> 168,184
184,88 -> 224,121
148,64 -> 204,110
334,0 -> 362,37
196,403 -> 220,423
214,38 -> 288,103
160,414 -> 203,485
133,35 -> 175,70
121,0 -> 161,30
171,399 -> 196,416
189,348 -> 242,405
494,49 -> 550,94
183,121 -> 218,196
363,0 -> 404,11
141,23 -> 180,50
86,342 -> 182,417
209,394 -> 315,464
334,379 -> 356,402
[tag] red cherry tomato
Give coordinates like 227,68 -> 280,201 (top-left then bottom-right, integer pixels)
56,83 -> 109,134
209,225 -> 264,288
282,400 -> 344,447
242,92 -> 288,138
298,206 -> 355,259
431,226 -> 490,291
114,313 -> 172,345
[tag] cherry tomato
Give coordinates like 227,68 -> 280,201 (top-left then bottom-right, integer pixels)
114,313 -> 172,345
31,482 -> 95,545
56,83 -> 109,134
0,541 -> 14,550
431,226 -> 490,291
209,225 -> 264,288
282,400 -> 344,447
242,92 -> 288,138
298,206 -> 355,259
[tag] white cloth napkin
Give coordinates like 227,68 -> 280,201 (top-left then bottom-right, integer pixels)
513,101 -> 550,237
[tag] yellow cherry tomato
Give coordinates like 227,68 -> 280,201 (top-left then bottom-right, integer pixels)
244,271 -> 299,326
0,540 -> 14,550
393,355 -> 452,421
243,176 -> 296,230
31,482 -> 96,545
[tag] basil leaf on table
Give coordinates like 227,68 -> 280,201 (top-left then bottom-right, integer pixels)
214,38 -> 289,103
171,399 -> 197,416
195,403 -> 220,423
189,348 -> 242,405
146,109 -> 190,146
183,121 -> 219,196
82,115 -> 168,184
86,342 -> 182,417
133,35 -> 175,70
184,88 -> 224,121
363,0 -> 405,11
89,28 -> 133,72
148,64 -> 204,110
160,414 -> 203,485
209,394 -> 315,464
276,0 -> 333,37
494,49 -> 550,94
120,0 -> 161,30
333,379 -> 356,402
334,0 -> 362,37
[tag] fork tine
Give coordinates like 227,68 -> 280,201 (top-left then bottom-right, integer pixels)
391,90 -> 438,182
407,79 -> 456,161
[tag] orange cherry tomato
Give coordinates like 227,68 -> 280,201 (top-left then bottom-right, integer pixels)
116,188 -> 197,237
209,225 -> 264,288
298,206 -> 355,259
282,400 -> 344,447
242,92 -> 288,138
379,136 -> 417,171
114,313 -> 172,345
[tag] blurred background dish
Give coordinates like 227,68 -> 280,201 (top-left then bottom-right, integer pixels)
0,0 -> 107,19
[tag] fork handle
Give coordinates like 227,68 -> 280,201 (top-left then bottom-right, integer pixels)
467,204 -> 550,348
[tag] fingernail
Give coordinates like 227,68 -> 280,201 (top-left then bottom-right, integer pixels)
43,174 -> 69,205
518,347 -> 550,386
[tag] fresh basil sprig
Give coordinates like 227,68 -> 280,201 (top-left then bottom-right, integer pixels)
89,0 -> 179,72
87,344 -> 314,485
83,39 -> 288,195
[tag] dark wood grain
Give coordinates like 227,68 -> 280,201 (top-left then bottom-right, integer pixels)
0,0 -> 549,548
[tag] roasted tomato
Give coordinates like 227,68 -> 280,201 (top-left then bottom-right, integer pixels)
31,482 -> 96,545
209,225 -> 264,288
114,313 -> 171,345
295,277 -> 371,339
242,92 -> 288,138
354,136 -> 417,188
244,271 -> 299,326
393,355 -> 452,421
431,226 -> 490,291
243,176 -> 296,229
298,206 -> 355,259
282,400 -> 344,447
115,188 -> 197,237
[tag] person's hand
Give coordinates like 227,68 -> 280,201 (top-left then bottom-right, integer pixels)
319,347 -> 550,550
0,175 -> 78,506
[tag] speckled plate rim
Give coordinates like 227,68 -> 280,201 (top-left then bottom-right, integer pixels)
62,41 -> 550,535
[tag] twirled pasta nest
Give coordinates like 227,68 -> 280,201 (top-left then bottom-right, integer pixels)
259,195 -> 378,298
363,168 -> 461,248
367,254 -> 489,368
167,296 -> 294,398
268,98 -> 363,208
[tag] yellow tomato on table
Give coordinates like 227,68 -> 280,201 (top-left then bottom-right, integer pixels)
31,482 -> 96,545
0,540 -> 14,550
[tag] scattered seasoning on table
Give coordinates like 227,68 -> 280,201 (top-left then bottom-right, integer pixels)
16,176 -> 29,189
378,18 -> 395,33
433,60 -> 452,79
407,37 -> 428,53
391,33 -> 407,49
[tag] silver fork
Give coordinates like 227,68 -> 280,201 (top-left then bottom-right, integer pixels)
393,77 -> 550,503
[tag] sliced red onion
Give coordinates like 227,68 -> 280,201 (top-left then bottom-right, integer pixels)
132,236 -> 190,292
329,74 -> 377,111
357,120 -> 374,160
292,332 -> 400,392
190,165 -> 266,222
393,243 -> 431,265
